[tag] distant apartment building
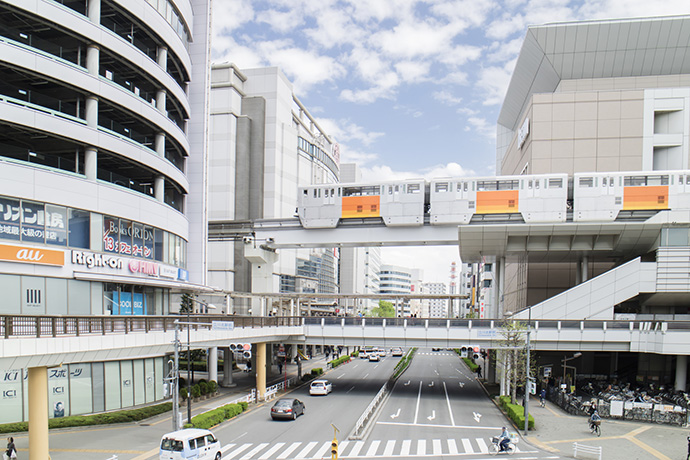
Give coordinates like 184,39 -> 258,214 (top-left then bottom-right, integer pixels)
379,264 -> 412,316
422,282 -> 447,317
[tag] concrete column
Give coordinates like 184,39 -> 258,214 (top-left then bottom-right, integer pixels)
155,132 -> 165,157
221,348 -> 235,387
85,147 -> 97,181
157,46 -> 168,70
256,343 -> 266,400
575,260 -> 582,285
87,0 -> 101,23
86,44 -> 99,75
85,96 -> 98,128
675,355 -> 687,392
498,257 -> 505,316
156,89 -> 167,114
28,367 -> 49,460
154,175 -> 165,202
208,346 -> 218,383
290,299 -> 295,317
581,256 -> 589,282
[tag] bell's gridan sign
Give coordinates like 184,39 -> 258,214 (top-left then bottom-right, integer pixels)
0,243 -> 64,266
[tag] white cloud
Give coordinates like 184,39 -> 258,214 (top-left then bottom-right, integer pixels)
317,118 -> 385,146
394,60 -> 432,83
372,22 -> 457,59
433,90 -> 464,106
340,71 -> 400,103
211,0 -> 254,36
476,60 -> 516,106
255,8 -> 306,34
339,147 -> 380,167
358,161 -> 476,183
466,117 -> 496,138
381,246 -> 461,284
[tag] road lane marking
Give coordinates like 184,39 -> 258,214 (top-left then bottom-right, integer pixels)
337,374 -> 345,379
432,439 -> 442,455
224,443 -> 252,459
447,439 -> 458,455
416,439 -> 426,456
240,443 -> 268,460
461,438 -> 474,454
276,442 -> 301,459
476,437 -> 489,453
258,442 -> 284,459
363,373 -> 369,379
221,444 -> 236,454
443,381 -> 455,426
400,440 -> 411,456
348,441 -> 364,457
365,440 -> 380,457
295,441 -> 318,458
414,381 -> 422,424
427,410 -> 436,421
391,408 -> 401,419
377,421 -> 503,430
346,386 -> 355,393
473,411 -> 482,423
383,440 -> 396,456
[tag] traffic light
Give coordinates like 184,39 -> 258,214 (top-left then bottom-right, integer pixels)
331,438 -> 338,459
229,343 -> 252,358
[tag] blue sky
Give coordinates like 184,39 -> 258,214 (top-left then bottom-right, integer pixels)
211,0 -> 690,283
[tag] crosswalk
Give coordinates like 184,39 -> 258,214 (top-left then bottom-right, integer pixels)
220,437 -> 525,459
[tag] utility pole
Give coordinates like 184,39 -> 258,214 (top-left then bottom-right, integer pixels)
168,321 -> 180,431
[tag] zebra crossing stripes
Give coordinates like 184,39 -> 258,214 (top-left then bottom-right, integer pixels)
219,437 -> 525,459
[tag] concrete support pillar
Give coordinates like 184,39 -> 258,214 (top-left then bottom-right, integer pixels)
154,175 -> 165,202
675,355 -> 687,392
290,299 -> 295,317
208,346 -> 218,383
87,0 -> 101,23
86,44 -> 99,75
256,343 -> 266,400
157,46 -> 168,70
155,132 -> 165,157
581,255 -> 589,282
156,90 -> 167,114
222,348 -> 235,387
28,367 -> 49,460
575,260 -> 582,285
85,96 -> 98,128
85,147 -> 97,181
499,351 -> 507,396
245,243 -> 279,316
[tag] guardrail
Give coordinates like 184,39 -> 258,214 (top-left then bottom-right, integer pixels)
351,380 -> 391,439
2,314 -> 688,340
573,442 -> 602,460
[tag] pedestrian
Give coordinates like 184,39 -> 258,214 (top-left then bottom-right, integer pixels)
476,364 -> 482,378
6,437 -> 16,459
278,362 -> 283,374
686,432 -> 690,460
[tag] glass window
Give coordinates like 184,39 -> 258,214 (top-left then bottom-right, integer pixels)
21,201 -> 45,243
103,216 -> 119,253
578,177 -> 594,188
68,209 -> 90,249
154,228 -> 164,262
132,223 -> 144,257
119,220 -> 133,255
45,205 -> 68,246
143,226 -> 154,259
0,197 -> 21,241
435,182 -> 449,193
548,178 -> 563,188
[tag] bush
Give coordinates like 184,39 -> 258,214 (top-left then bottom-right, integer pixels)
311,368 -> 323,376
208,380 -> 218,393
191,384 -> 201,399
462,357 -> 479,372
189,402 -> 247,430
180,388 -> 188,400
498,396 -> 534,430
0,402 -> 173,433
199,381 -> 209,395
328,356 -> 350,368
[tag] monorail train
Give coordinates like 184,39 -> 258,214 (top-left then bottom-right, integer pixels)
297,170 -> 690,228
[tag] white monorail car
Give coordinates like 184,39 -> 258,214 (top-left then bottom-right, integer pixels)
429,173 -> 568,224
298,180 -> 425,228
573,170 -> 690,222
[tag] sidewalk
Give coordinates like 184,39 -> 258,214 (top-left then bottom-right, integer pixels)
503,392 -> 687,460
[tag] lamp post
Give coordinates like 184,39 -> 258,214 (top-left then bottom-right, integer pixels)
181,296 -> 216,425
523,306 -> 532,436
562,352 -> 582,391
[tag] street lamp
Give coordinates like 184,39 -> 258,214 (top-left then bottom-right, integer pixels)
181,296 -> 216,425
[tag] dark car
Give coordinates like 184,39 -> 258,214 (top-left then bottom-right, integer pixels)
270,398 -> 305,420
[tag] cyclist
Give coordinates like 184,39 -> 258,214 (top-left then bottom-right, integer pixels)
498,426 -> 510,452
539,388 -> 546,407
589,410 -> 601,431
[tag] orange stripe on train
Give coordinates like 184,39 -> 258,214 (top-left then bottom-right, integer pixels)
623,185 -> 668,210
342,196 -> 381,218
476,190 -> 519,214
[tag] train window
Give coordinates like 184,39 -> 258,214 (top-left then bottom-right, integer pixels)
394,185 -> 399,192
463,182 -> 468,191
469,201 -> 475,209
535,179 -> 540,189
338,188 -> 341,196
548,178 -> 563,188
343,186 -> 380,196
389,186 -> 393,194
578,177 -> 594,187
303,189 -> 308,196
527,180 -> 532,189
313,189 -> 317,198
407,183 -> 421,193
435,183 -> 449,193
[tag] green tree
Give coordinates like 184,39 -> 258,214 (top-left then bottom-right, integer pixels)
496,320 -> 535,404
371,300 -> 395,317
180,293 -> 194,314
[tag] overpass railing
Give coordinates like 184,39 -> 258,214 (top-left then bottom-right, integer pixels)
2,315 -> 688,339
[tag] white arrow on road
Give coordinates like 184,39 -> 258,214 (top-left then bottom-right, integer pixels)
404,380 -> 410,386
427,410 -> 436,421
473,412 -> 482,423
459,382 -> 465,388
390,408 -> 401,419
428,381 -> 435,387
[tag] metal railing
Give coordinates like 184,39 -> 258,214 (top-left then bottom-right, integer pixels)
2,314 -> 689,339
573,442 -> 602,460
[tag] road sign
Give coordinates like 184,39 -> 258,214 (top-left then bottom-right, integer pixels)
543,366 -> 552,377
212,321 -> 234,331
278,345 -> 286,357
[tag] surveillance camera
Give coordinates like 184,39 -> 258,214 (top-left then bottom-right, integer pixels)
243,236 -> 252,244
266,237 -> 275,244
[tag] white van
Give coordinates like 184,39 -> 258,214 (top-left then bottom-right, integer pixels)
159,428 -> 221,460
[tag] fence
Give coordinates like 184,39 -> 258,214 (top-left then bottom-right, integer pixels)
573,442 -> 602,460
549,389 -> 688,426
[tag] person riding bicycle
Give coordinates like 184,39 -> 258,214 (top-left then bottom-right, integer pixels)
539,388 -> 546,406
589,410 -> 601,429
498,426 -> 510,452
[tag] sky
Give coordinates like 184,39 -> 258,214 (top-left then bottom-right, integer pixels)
211,0 -> 690,283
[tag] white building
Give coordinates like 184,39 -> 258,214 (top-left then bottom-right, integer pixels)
379,264 -> 413,316
0,0 -> 211,421
422,282 -> 448,317
208,64 -> 340,311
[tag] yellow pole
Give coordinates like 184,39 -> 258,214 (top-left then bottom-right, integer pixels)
256,343 -> 266,400
28,367 -> 50,460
